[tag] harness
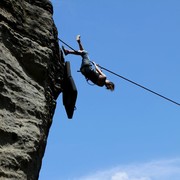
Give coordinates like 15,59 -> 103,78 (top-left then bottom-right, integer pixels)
79,64 -> 98,85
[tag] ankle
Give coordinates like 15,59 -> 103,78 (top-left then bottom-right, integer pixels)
65,50 -> 69,55
76,35 -> 81,42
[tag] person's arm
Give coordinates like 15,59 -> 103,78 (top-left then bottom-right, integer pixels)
93,62 -> 106,77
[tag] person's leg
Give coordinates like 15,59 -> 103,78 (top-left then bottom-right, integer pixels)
76,35 -> 84,50
62,46 -> 82,56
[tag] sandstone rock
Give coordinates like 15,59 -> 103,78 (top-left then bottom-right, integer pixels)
0,0 -> 63,179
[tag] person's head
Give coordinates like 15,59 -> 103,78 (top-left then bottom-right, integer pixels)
105,80 -> 115,91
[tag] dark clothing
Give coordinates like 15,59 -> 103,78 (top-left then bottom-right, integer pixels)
80,51 -> 100,84
80,65 -> 99,84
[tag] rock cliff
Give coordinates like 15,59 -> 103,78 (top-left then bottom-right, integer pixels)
0,0 -> 63,179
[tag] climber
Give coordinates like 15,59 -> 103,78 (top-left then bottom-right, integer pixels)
62,35 -> 115,91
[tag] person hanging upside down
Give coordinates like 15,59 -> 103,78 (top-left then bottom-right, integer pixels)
62,35 -> 115,91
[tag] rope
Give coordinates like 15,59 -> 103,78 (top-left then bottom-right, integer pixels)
58,38 -> 77,52
58,37 -> 180,106
98,64 -> 180,106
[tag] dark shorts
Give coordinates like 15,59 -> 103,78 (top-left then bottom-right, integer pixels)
81,66 -> 99,84
80,51 -> 99,84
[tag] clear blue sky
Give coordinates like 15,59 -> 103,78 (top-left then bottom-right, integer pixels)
39,1 -> 180,180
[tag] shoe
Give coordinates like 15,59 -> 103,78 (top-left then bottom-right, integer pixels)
62,46 -> 68,56
76,35 -> 81,42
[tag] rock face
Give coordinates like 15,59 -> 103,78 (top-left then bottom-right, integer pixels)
0,0 -> 64,179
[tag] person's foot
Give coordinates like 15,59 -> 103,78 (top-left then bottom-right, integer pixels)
62,46 -> 68,56
76,35 -> 81,42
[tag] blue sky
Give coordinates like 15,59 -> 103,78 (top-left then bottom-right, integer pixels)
39,0 -> 180,180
